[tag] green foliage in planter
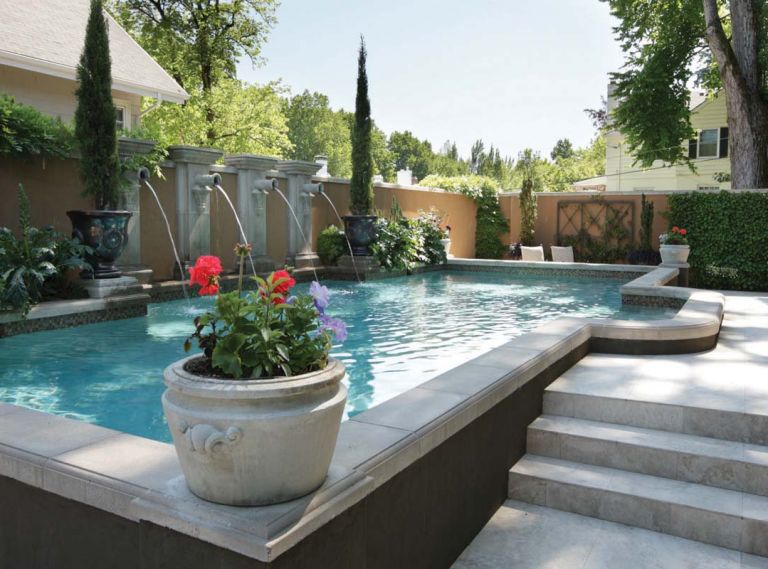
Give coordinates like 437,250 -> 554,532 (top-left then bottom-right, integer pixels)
372,206 -> 446,272
75,0 -> 121,210
420,174 -> 509,259
667,191 -> 768,290
0,185 -> 91,315
317,225 -> 347,266
0,94 -> 73,159
349,37 -> 374,215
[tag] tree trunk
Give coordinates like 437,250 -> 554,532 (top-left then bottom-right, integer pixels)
703,0 -> 768,189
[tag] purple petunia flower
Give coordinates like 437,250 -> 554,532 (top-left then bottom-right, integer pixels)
309,281 -> 330,313
319,314 -> 347,343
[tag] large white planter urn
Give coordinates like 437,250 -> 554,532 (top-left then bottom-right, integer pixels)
162,356 -> 347,506
660,244 -> 690,264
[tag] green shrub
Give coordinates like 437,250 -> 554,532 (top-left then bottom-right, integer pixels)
667,191 -> 768,290
0,185 -> 91,315
0,94 -> 73,159
420,174 -> 509,258
372,207 -> 446,272
317,225 -> 347,266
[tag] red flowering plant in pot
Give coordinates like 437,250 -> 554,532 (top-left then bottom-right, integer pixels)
659,226 -> 690,264
161,245 -> 349,506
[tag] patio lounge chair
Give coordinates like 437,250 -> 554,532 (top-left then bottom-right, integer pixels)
520,245 -> 545,261
551,245 -> 574,263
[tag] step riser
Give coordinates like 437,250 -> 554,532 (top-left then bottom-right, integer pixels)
508,471 -> 768,556
543,391 -> 768,446
528,428 -> 768,497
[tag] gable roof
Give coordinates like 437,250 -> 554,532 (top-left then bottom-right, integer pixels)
0,0 -> 188,103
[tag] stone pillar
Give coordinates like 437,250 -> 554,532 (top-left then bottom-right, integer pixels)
223,154 -> 278,273
117,137 -> 156,283
276,160 -> 322,269
168,145 -> 224,275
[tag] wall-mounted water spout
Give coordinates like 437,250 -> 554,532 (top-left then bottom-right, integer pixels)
253,178 -> 278,195
302,182 -> 323,197
138,167 -> 151,183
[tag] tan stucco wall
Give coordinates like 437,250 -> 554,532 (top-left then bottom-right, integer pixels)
502,191 -> 670,256
0,156 -> 477,279
0,64 -> 142,128
605,93 -> 730,192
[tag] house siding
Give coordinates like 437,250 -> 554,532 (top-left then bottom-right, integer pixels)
606,92 -> 731,191
0,64 -> 142,128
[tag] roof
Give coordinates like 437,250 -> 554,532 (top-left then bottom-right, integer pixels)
689,89 -> 709,111
0,0 -> 188,103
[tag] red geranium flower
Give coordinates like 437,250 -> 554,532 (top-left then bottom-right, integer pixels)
189,256 -> 222,297
269,270 -> 296,295
679,228 -> 687,236
671,226 -> 680,233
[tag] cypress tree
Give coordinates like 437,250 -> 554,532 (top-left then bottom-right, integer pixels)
75,0 -> 120,210
349,36 -> 374,215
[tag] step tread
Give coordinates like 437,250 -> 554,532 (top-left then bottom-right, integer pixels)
511,455 -> 768,522
530,415 -> 768,466
545,353 -> 768,419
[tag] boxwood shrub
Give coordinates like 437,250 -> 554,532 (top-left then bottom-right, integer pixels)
667,191 -> 768,291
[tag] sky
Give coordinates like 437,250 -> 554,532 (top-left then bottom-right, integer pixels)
236,0 -> 625,160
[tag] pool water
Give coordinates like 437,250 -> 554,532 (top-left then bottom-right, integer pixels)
0,271 -> 676,442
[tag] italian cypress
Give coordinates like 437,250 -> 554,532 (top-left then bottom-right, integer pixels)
75,0 -> 120,210
349,36 -> 374,215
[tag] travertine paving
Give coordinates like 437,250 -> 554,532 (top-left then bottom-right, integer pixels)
455,291 -> 768,567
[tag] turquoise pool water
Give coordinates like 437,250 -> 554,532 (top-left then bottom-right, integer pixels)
0,271 -> 676,442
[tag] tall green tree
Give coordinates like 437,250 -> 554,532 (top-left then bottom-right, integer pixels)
606,0 -> 768,188
112,0 -> 277,144
350,37 -> 374,215
516,149 -> 540,245
76,0 -> 120,210
285,91 -> 353,177
550,138 -> 574,161
141,78 -> 291,156
388,130 -> 434,181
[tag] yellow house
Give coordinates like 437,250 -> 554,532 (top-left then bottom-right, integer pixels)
0,0 -> 187,129
605,88 -> 730,191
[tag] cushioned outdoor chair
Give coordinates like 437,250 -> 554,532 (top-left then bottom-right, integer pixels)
551,245 -> 575,263
520,245 -> 545,261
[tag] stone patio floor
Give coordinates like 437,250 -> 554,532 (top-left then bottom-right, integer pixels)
453,291 -> 768,568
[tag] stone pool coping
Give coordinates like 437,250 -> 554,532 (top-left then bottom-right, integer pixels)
0,262 -> 725,564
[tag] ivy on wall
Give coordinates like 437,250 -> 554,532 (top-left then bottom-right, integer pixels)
421,174 -> 509,259
667,191 -> 768,291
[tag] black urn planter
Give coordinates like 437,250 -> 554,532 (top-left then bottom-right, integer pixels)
67,210 -> 132,279
343,215 -> 378,256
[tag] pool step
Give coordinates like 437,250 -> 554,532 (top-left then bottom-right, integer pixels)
543,380 -> 768,446
508,455 -> 768,556
528,415 -> 768,497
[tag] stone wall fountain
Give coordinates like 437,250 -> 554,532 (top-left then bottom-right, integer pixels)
168,145 -> 224,278
276,160 -> 323,269
224,154 -> 279,273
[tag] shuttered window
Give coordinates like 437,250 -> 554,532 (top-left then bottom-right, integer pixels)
719,127 -> 729,158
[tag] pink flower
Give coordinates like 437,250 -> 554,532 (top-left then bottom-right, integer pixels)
189,256 -> 222,296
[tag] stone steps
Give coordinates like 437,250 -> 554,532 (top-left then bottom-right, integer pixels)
543,382 -> 768,446
508,455 -> 768,556
528,415 -> 768,496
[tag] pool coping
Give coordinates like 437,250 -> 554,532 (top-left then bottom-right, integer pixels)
0,262 -> 725,563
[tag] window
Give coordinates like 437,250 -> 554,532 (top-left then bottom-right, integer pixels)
697,185 -> 720,191
115,106 -> 125,130
698,129 -> 718,157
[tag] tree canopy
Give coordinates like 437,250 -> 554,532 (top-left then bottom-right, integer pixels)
605,0 -> 768,188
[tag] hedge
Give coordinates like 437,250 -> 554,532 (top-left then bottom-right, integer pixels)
667,191 -> 768,291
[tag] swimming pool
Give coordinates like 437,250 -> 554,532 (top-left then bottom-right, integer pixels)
0,270 -> 675,442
